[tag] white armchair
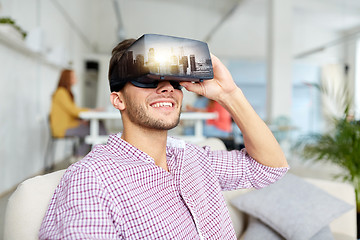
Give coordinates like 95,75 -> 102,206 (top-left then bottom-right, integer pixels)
3,170 -> 66,240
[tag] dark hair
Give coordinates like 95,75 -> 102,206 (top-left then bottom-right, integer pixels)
108,39 -> 136,91
56,69 -> 75,100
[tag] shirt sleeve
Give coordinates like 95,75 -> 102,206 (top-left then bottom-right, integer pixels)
206,148 -> 289,191
39,166 -> 124,239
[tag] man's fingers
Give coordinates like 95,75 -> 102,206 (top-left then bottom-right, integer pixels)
180,82 -> 206,95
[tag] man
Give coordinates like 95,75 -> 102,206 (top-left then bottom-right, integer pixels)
39,35 -> 288,239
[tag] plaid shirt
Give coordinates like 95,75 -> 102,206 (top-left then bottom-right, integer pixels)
39,134 -> 288,239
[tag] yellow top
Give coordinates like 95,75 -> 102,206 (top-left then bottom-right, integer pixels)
50,87 -> 89,137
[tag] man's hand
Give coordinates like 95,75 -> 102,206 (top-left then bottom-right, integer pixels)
180,54 -> 238,102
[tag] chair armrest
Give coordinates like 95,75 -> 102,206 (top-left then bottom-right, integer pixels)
4,169 -> 66,240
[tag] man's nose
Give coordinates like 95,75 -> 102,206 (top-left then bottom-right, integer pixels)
157,81 -> 174,93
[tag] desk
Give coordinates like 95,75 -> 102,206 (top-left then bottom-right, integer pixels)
79,111 -> 217,145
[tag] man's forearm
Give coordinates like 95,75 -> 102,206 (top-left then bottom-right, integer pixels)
218,88 -> 288,168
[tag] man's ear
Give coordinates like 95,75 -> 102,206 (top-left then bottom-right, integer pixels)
110,92 -> 126,110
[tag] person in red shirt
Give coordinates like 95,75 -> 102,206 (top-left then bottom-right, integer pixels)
205,99 -> 232,137
186,99 -> 232,138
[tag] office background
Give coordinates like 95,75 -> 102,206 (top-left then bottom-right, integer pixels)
1,0 -> 360,200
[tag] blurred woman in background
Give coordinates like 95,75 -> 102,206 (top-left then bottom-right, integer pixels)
50,69 -> 106,157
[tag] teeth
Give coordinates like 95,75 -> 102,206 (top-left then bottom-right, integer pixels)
152,102 -> 173,108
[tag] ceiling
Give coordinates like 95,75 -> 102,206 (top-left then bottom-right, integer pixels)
64,0 -> 360,60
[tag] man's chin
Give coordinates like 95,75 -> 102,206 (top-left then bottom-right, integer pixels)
157,112 -> 181,130
154,119 -> 180,131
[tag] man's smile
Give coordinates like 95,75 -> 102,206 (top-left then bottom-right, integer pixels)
149,98 -> 177,109
151,102 -> 174,108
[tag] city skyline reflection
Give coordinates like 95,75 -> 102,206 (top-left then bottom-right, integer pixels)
117,34 -> 213,81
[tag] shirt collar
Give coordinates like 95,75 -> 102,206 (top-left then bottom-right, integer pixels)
105,133 -> 186,163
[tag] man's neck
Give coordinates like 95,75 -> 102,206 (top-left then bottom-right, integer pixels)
121,128 -> 169,171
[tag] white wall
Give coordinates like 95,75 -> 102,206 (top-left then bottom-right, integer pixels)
0,0 -> 93,195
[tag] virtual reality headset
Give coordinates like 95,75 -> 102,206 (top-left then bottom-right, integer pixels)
110,34 -> 213,92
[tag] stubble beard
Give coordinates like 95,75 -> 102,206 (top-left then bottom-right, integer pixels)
125,98 -> 181,130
